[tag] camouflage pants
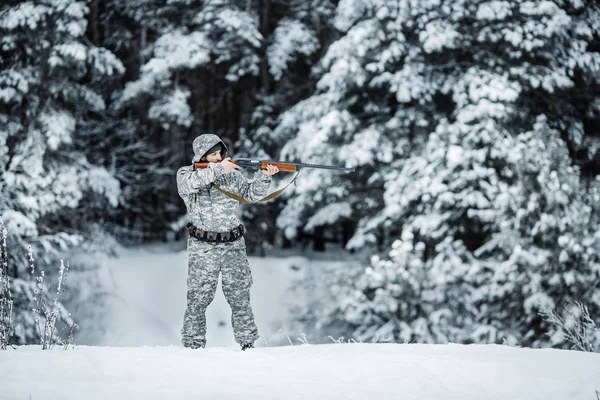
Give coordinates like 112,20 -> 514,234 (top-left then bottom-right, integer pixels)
181,236 -> 258,348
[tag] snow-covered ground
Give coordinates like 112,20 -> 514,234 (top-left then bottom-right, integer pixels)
89,242 -> 348,347
3,244 -> 599,400
2,342 -> 599,400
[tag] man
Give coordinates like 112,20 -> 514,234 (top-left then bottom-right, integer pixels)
176,134 -> 279,350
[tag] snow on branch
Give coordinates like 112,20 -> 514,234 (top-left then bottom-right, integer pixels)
148,88 -> 193,128
0,2 -> 51,31
268,19 -> 319,81
540,301 -> 599,353
305,202 -> 352,232
118,30 -> 210,105
0,70 -> 32,104
39,110 -> 75,150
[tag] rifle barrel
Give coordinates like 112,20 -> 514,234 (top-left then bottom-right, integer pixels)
235,158 -> 354,172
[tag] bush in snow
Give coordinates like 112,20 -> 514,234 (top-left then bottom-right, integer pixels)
540,302 -> 600,353
0,221 -> 13,350
0,221 -> 78,349
28,246 -> 78,350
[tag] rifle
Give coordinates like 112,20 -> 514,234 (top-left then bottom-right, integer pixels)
192,158 -> 354,203
194,158 -> 355,173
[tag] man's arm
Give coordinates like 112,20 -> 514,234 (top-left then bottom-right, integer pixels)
232,169 -> 273,202
177,164 -> 225,196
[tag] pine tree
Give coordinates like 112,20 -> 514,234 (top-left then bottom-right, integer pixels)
294,0 -> 600,346
0,0 -> 124,344
237,0 -> 335,252
247,0 -> 413,249
103,0 -> 266,239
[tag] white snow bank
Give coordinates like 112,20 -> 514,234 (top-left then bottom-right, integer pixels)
1,343 -> 598,400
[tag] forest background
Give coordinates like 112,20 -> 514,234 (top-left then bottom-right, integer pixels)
0,0 -> 599,350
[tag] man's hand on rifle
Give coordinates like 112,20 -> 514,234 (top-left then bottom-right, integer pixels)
263,164 -> 280,176
221,157 -> 241,174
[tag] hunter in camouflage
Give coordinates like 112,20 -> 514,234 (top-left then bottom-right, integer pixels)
176,134 -> 279,350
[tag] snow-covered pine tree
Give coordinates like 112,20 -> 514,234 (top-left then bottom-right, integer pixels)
68,0 -> 179,243
109,0 -> 264,239
240,0 -> 331,158
261,0 -> 423,249
293,0 -> 600,347
236,0 -> 334,252
0,1 -> 124,344
340,115 -> 599,346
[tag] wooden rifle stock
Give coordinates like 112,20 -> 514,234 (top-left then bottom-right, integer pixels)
194,160 -> 297,172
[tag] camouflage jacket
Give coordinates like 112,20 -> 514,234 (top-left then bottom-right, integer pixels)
176,134 -> 272,233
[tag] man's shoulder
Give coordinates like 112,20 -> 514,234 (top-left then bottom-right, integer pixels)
177,165 -> 194,174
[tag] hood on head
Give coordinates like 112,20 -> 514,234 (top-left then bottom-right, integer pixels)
192,134 -> 229,162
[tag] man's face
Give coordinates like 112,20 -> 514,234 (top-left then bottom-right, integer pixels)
206,150 -> 222,163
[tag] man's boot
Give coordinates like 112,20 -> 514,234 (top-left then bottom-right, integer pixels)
183,337 -> 206,349
241,342 -> 254,351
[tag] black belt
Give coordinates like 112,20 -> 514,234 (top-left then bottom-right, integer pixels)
186,223 -> 244,243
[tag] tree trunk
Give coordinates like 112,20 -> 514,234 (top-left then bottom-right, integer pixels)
341,219 -> 355,247
88,0 -> 100,45
230,87 -> 241,141
258,0 -> 271,94
313,226 -> 326,252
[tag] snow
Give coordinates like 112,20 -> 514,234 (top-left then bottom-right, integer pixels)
0,210 -> 37,238
0,70 -> 30,103
339,127 -> 382,167
391,64 -> 429,103
2,244 -> 600,399
84,167 -> 121,207
148,88 -> 193,128
318,57 -> 367,92
419,20 -> 460,53
305,202 -> 352,231
90,244 -> 311,347
153,31 -> 211,70
334,0 -> 368,32
215,9 -> 263,49
50,43 -> 88,65
2,341 -> 599,400
519,1 -> 560,16
87,48 -> 126,77
119,30 -> 210,104
0,2 -> 49,31
40,110 -> 75,150
476,1 -> 513,21
268,19 -> 318,80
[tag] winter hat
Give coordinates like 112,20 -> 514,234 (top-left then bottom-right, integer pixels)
202,143 -> 224,159
192,134 -> 229,162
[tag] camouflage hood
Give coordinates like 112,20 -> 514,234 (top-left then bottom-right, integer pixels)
192,134 -> 229,163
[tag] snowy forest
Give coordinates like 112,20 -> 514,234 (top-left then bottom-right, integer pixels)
1,0 -> 599,352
